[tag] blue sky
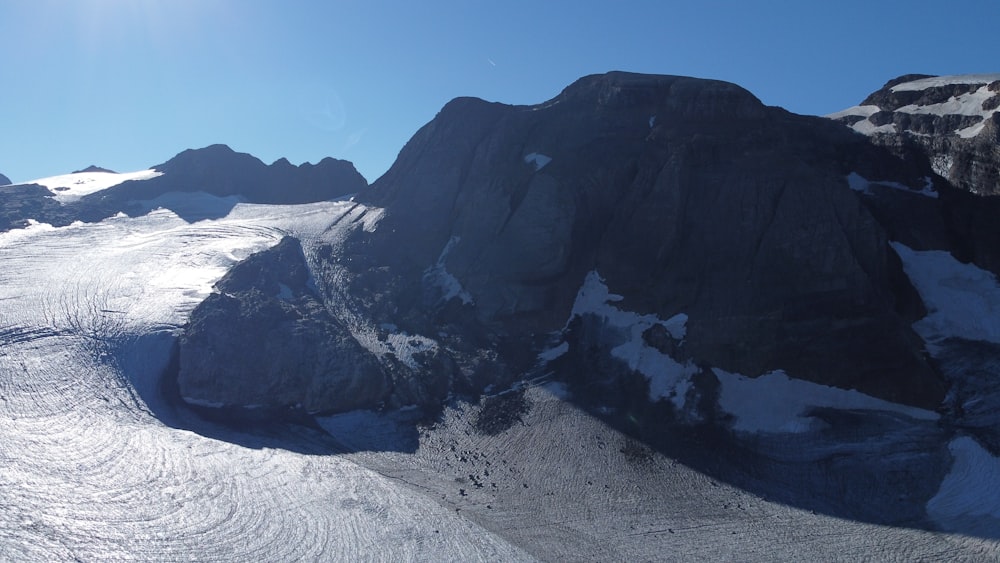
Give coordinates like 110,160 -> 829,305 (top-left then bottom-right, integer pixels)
2,0 -> 998,184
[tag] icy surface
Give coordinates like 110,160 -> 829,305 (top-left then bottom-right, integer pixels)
569,271 -> 694,407
0,199 -> 526,560
928,437 -> 1000,532
28,169 -> 162,203
892,242 -> 1000,346
713,369 -> 938,434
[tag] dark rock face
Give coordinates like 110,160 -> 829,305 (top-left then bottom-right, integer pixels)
0,183 -> 65,231
0,172 -> 10,185
177,237 -> 389,415
352,72 -> 944,408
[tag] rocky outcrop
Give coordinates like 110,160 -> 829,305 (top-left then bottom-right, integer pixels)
177,237 -> 390,415
352,72 -> 944,408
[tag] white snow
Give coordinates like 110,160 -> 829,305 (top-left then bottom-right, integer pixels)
849,119 -> 897,136
895,86 -> 997,117
891,242 -> 1000,346
956,121 -> 987,139
927,437 -> 1000,529
537,341 -> 569,362
648,115 -> 657,128
524,152 -> 552,171
824,104 -> 882,120
846,172 -> 937,198
28,169 -> 162,203
568,271 -> 695,408
713,369 -> 938,434
422,236 -> 473,305
890,74 -> 1000,92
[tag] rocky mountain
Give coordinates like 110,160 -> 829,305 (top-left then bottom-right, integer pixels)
0,172 -> 10,185
179,72 -> 989,422
0,144 -> 366,231
830,73 -> 1000,195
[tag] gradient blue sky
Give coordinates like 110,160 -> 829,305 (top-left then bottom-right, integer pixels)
2,0 -> 998,184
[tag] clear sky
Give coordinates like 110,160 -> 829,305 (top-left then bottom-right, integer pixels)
2,0 -> 998,184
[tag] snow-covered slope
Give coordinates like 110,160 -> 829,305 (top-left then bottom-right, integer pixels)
27,168 -> 162,203
0,200 -> 527,560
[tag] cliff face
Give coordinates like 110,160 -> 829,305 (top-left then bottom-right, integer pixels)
353,72 -> 943,408
178,72 -> 956,417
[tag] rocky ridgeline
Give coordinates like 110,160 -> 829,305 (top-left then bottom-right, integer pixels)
0,144 -> 366,231
0,172 -> 10,186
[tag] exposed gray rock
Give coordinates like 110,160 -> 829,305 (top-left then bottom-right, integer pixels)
178,237 -> 390,415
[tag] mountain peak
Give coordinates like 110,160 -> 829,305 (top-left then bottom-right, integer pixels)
71,165 -> 116,174
0,172 -> 9,186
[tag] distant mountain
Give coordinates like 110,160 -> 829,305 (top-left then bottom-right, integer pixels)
0,172 -> 10,185
103,144 -> 366,205
72,165 -> 116,174
0,144 -> 367,230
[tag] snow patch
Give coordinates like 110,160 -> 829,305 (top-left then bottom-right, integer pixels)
892,242 -> 1000,346
825,104 -> 882,120
423,236 -> 473,305
30,169 -> 162,203
537,341 -> 569,362
569,271 -> 694,408
360,207 -> 386,232
849,119 -> 897,136
956,121 -> 987,138
846,172 -> 937,198
524,152 -> 552,171
648,115 -> 656,128
276,283 -> 294,300
927,437 -> 1000,529
714,368 -> 938,434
